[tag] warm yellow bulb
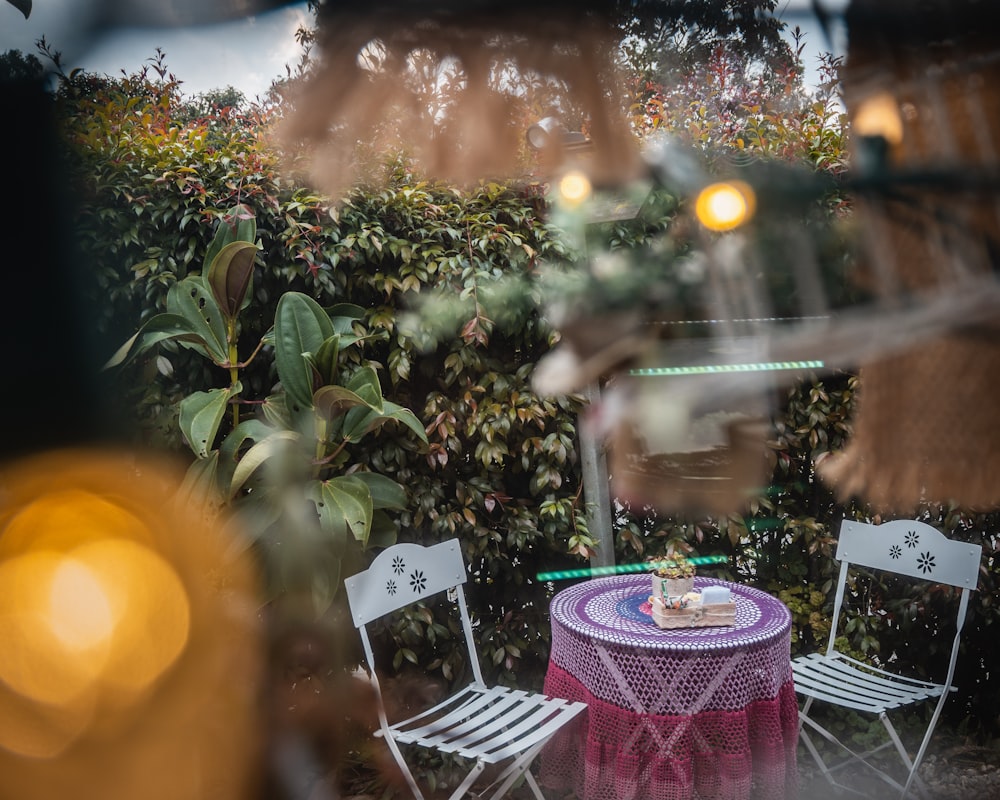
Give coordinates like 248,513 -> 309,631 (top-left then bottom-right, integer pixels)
853,90 -> 904,145
78,539 -> 190,694
48,559 -> 115,652
695,181 -> 756,231
0,552 -> 109,706
0,448 -> 262,779
558,170 -> 592,205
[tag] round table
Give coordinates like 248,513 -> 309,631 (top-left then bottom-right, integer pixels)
539,575 -> 798,800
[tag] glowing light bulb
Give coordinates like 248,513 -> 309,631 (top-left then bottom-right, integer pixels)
695,181 -> 755,231
0,449 -> 262,774
48,559 -> 115,652
558,170 -> 592,205
0,552 -> 108,706
853,90 -> 904,145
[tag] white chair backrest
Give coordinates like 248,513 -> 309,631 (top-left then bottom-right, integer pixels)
836,519 -> 981,590
345,540 -> 468,627
826,519 -> 982,656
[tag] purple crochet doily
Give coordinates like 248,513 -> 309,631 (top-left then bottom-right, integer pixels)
550,575 -> 790,653
547,575 -> 794,715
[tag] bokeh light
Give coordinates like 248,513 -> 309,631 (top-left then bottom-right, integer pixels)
48,558 -> 115,652
558,170 -> 593,205
0,449 -> 262,800
694,180 -> 756,231
0,493 -> 191,711
852,90 -> 904,145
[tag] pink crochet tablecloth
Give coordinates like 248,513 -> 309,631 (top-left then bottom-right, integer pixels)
539,575 -> 798,800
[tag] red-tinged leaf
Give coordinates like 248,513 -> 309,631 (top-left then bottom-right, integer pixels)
207,240 -> 259,319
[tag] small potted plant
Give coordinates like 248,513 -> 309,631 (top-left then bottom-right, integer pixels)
649,553 -> 696,600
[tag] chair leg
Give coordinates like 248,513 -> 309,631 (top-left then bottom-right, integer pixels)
798,720 -> 836,788
524,769 -> 547,800
879,713 -> 931,800
382,734 -> 426,800
799,714 -> 873,795
483,740 -> 548,800
799,708 -> 910,796
900,689 -> 952,800
446,759 -> 488,800
798,696 -> 815,733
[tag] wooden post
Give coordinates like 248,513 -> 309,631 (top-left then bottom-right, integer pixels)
579,382 -> 615,569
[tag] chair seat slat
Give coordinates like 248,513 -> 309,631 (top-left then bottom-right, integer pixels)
455,700 -> 585,761
451,692 -> 572,755
832,652 -> 948,691
437,694 -> 556,751
794,670 -> 915,712
388,684 -> 486,732
794,655 -> 942,705
479,702 -> 588,763
796,682 -> 893,713
394,688 -> 530,746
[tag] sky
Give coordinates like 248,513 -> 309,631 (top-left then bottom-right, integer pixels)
0,0 -> 847,101
0,0 -> 312,100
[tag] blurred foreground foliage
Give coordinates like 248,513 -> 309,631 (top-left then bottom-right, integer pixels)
41,25 -> 1000,776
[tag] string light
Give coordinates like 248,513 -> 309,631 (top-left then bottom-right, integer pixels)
537,554 -> 728,582
558,170 -> 593,205
629,360 -> 824,376
853,90 -> 904,145
695,180 -> 756,231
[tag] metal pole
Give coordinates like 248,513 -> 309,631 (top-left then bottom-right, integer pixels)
579,382 -> 615,569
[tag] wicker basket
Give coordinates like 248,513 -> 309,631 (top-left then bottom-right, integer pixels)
651,574 -> 695,601
650,597 -> 736,629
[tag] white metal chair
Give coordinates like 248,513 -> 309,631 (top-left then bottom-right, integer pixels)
344,540 -> 587,800
792,519 -> 982,798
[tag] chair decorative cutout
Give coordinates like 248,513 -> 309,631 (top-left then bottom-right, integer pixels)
793,519 -> 982,798
344,540 -> 587,800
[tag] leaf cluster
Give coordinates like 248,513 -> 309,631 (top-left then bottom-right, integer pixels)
63,40 -> 1000,748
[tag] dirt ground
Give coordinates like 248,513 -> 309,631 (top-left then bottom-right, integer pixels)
796,728 -> 1000,800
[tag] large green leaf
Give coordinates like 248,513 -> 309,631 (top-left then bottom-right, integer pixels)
367,510 -> 398,549
202,204 -> 256,278
166,276 -> 229,364
345,365 -> 385,413
178,383 -> 241,458
228,430 -> 300,496
218,418 -> 276,489
259,392 -> 292,430
309,547 -> 342,616
351,471 -> 408,510
102,312 -> 203,369
327,303 -> 366,327
307,334 -> 341,387
274,292 -> 335,413
207,240 -> 259,320
229,490 -> 284,546
328,303 -> 366,345
173,451 -> 222,514
312,385 -> 368,423
305,476 -> 373,547
342,400 -> 429,444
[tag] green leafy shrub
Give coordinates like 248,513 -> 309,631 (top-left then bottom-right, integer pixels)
60,48 -> 1000,746
59,64 -> 593,694
105,204 -> 428,617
